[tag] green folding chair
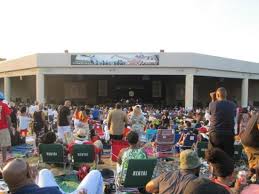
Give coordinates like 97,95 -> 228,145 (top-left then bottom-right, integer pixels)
71,144 -> 95,165
117,159 -> 157,192
197,141 -> 208,158
234,144 -> 243,161
38,143 -> 66,170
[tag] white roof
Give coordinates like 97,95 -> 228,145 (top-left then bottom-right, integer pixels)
0,52 -> 258,74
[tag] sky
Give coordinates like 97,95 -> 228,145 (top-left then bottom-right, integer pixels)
0,0 -> 259,62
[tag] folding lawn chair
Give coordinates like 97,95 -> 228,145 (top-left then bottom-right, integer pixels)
71,144 -> 96,166
116,159 -> 157,193
197,141 -> 208,158
180,133 -> 197,151
38,143 -> 66,170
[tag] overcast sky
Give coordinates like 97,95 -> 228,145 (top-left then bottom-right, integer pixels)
0,0 -> 259,62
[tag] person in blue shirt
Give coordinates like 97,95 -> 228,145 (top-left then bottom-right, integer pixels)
92,106 -> 100,120
2,158 -> 103,194
208,87 -> 236,158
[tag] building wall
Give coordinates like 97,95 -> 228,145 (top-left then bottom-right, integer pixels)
10,76 -> 36,103
45,75 -> 97,104
249,80 -> 259,106
0,78 -> 4,92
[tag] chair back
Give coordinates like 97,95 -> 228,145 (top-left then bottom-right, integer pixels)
72,144 -> 95,164
124,159 -> 157,188
183,134 -> 197,147
39,144 -> 64,164
197,141 -> 208,158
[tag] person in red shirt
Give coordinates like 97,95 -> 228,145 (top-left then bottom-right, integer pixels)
0,92 -> 12,165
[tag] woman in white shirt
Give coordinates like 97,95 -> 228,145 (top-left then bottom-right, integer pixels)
18,106 -> 32,143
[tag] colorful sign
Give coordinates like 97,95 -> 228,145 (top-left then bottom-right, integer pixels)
71,53 -> 159,65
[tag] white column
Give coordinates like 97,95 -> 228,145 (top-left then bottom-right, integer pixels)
185,74 -> 194,109
241,78 -> 249,107
4,77 -> 11,102
36,73 -> 45,103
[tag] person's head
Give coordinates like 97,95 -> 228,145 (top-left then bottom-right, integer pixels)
216,87 -> 227,100
2,158 -> 34,193
126,131 -> 139,145
40,131 -> 57,144
9,102 -> 15,108
64,100 -> 71,107
38,103 -> 44,111
183,178 -> 230,194
0,91 -> 5,101
180,149 -> 201,176
115,103 -> 122,109
242,107 -> 248,113
205,148 -> 234,179
20,106 -> 27,114
80,106 -> 85,112
185,121 -> 192,128
133,105 -> 142,116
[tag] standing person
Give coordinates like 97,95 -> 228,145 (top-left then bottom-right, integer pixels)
18,106 -> 32,144
0,91 -> 12,165
9,102 -> 18,129
47,105 -> 55,123
57,100 -> 72,142
92,106 -> 100,121
107,103 -> 128,140
238,108 -> 250,135
33,104 -> 47,146
240,113 -> 259,177
208,87 -> 236,158
130,105 -> 146,135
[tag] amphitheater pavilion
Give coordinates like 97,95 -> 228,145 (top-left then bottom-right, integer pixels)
0,52 -> 259,109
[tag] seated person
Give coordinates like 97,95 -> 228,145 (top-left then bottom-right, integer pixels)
205,148 -> 239,194
146,149 -> 201,194
2,158 -> 103,194
117,131 -> 147,184
40,131 -> 57,144
67,128 -> 104,164
183,177 -> 230,194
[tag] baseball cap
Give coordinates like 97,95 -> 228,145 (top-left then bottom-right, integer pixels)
0,91 -> 4,100
180,149 -> 201,170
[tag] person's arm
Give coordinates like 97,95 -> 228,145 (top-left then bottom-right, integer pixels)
145,176 -> 160,193
4,105 -> 12,131
6,115 -> 12,131
107,112 -> 112,130
117,148 -> 126,165
124,113 -> 128,128
210,92 -> 216,102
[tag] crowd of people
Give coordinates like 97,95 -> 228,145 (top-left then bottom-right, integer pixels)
0,87 -> 259,193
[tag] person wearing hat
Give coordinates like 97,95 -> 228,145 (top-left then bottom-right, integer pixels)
146,149 -> 201,194
67,128 -> 104,164
0,91 -> 13,165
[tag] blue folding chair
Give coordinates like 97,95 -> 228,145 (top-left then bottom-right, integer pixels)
180,133 -> 197,150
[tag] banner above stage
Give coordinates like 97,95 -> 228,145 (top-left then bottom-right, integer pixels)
71,53 -> 159,65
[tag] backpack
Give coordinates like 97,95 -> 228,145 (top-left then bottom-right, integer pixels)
77,164 -> 90,181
